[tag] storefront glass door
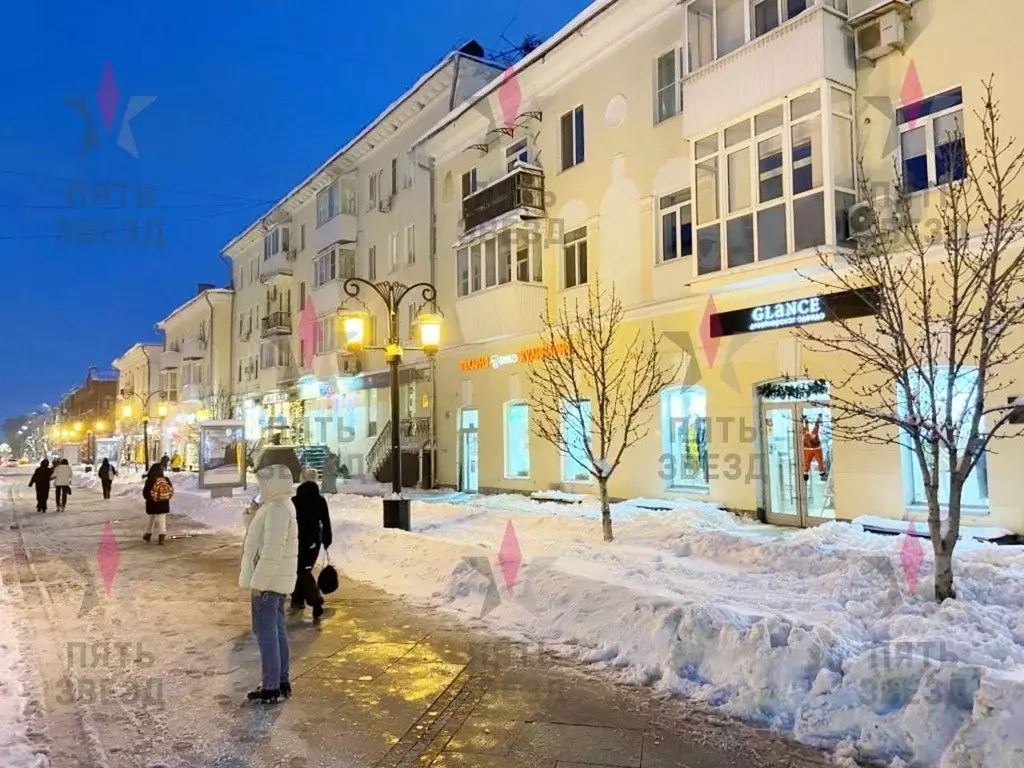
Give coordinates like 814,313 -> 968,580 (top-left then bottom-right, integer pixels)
459,408 -> 479,493
761,402 -> 834,526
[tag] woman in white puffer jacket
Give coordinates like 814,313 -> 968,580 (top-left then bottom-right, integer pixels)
239,462 -> 298,704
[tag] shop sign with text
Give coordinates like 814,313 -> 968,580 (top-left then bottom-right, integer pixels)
299,380 -> 334,401
710,288 -> 879,338
459,342 -> 569,372
262,392 -> 289,406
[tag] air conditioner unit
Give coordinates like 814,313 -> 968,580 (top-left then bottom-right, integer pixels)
285,248 -> 298,262
340,356 -> 361,375
848,197 -> 897,239
378,196 -> 393,213
855,9 -> 907,62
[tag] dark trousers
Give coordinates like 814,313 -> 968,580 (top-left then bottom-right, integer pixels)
35,487 -> 49,511
291,544 -> 324,611
55,486 -> 69,508
100,478 -> 112,499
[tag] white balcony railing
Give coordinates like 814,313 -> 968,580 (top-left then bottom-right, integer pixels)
160,349 -> 181,370
181,338 -> 207,360
682,5 -> 855,139
260,250 -> 295,283
454,282 -> 548,344
314,212 -> 357,253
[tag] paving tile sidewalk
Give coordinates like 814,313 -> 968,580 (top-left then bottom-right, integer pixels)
2,480 -> 833,768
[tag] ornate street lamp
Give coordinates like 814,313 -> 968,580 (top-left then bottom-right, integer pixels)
338,278 -> 440,531
120,390 -> 168,472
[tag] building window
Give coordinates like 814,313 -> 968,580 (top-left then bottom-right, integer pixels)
317,181 -> 340,227
262,227 -> 289,260
368,245 -> 377,281
299,281 -> 306,311
563,226 -> 588,289
899,87 -> 965,193
368,173 -> 378,209
659,188 -> 694,262
506,139 -> 529,171
898,367 -> 987,509
560,106 -> 585,171
367,389 -> 378,437
315,316 -> 337,356
561,399 -> 592,482
692,84 -> 850,274
313,249 -> 337,288
661,386 -> 709,489
461,168 -> 478,199
456,229 -> 543,298
505,401 -> 530,478
405,224 -> 416,264
391,157 -> 398,196
389,232 -> 399,270
655,50 -> 682,123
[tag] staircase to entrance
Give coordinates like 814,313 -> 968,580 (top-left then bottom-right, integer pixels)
367,417 -> 433,488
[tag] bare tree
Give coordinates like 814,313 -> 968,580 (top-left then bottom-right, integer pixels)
795,80 -> 1024,600
528,280 -> 680,542
201,388 -> 236,421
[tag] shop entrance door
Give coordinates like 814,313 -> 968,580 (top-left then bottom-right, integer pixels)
761,402 -> 834,527
459,408 -> 479,493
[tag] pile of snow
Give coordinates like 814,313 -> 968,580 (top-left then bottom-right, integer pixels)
0,572 -> 47,767
174,483 -> 1024,767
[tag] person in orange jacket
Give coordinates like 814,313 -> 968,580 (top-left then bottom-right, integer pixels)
802,416 -> 827,481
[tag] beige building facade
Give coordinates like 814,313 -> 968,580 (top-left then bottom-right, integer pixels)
154,287 -> 233,467
222,45 -> 502,477
112,342 -> 164,465
413,0 -> 1024,532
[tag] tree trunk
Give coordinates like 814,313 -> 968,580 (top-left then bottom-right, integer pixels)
599,477 -> 613,542
934,484 -> 962,601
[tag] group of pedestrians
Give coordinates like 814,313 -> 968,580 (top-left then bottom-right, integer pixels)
28,457 -> 75,512
239,455 -> 334,705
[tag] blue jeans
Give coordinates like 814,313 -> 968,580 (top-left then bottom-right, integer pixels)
250,591 -> 289,691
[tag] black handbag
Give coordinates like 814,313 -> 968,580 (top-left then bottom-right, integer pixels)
317,550 -> 338,595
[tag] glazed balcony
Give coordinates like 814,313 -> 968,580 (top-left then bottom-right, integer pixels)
462,165 -> 545,234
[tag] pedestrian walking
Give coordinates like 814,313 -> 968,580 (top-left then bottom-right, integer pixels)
28,458 -> 52,512
52,459 -> 72,511
142,463 -> 174,544
238,455 -> 298,705
321,452 -> 339,494
290,467 -> 333,625
170,452 -> 184,472
160,454 -> 170,472
98,458 -> 118,499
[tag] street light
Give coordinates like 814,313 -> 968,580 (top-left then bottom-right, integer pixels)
339,278 -> 440,531
119,390 -> 168,472
94,421 -> 106,432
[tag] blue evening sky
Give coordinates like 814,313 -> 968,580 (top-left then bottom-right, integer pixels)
0,0 -> 585,421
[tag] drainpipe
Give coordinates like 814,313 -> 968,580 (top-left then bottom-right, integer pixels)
220,252 -> 235,419
202,290 -> 216,413
416,154 -> 438,488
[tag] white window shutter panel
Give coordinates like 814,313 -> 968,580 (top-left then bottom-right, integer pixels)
509,373 -> 520,401
461,380 -> 473,406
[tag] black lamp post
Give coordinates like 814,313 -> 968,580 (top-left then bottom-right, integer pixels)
340,278 -> 440,531
120,389 -> 167,472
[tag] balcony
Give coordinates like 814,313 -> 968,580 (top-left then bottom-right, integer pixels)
314,212 -> 357,253
261,311 -> 292,338
181,337 -> 207,360
309,279 -> 347,315
181,383 -> 204,403
260,249 -> 296,283
462,165 -> 545,234
455,282 -> 548,344
160,349 -> 181,370
681,5 -> 855,139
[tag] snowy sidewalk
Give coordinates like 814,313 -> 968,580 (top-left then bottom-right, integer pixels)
0,474 -> 829,768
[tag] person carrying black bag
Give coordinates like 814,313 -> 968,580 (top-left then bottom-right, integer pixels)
98,458 -> 117,499
290,467 -> 333,625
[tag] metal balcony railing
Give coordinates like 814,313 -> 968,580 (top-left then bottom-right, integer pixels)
260,311 -> 292,337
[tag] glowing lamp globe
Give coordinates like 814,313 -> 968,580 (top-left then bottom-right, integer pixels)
418,313 -> 442,354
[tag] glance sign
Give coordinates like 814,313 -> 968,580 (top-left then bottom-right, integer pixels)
710,287 -> 879,338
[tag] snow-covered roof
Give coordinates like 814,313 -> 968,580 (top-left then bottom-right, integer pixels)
156,288 -> 232,330
221,48 -> 504,256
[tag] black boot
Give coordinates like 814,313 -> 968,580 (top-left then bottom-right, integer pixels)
280,681 -> 292,698
247,688 -> 282,704
142,533 -> 151,543
157,534 -> 165,545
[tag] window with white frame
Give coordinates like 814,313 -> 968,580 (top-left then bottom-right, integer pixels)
506,139 -> 529,172
692,85 -> 852,275
897,366 -> 988,509
368,173 -> 378,209
405,224 -> 416,264
661,386 -> 709,489
161,370 -> 178,402
899,87 -> 965,194
659,188 -> 694,262
561,399 -> 592,482
560,106 -> 585,171
317,181 -> 339,227
389,232 -> 399,270
315,316 -> 336,356
461,168 -> 478,199
262,227 -> 289,260
655,50 -> 683,123
313,249 -> 337,288
456,228 -> 543,298
505,401 -> 530,478
686,0 -> 847,73
368,245 -> 377,281
563,226 -> 588,289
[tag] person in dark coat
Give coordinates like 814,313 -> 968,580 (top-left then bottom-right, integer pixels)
142,463 -> 173,544
29,459 -> 52,512
160,454 -> 170,471
289,467 -> 333,624
98,458 -> 118,499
